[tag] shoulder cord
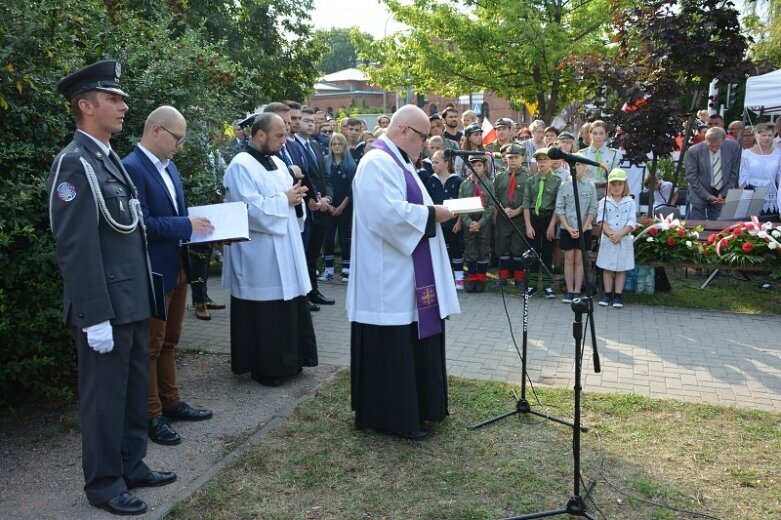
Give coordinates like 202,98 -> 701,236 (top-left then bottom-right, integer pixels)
80,156 -> 142,234
49,152 -> 142,235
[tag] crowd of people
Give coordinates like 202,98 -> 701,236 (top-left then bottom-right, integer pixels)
46,60 -> 781,515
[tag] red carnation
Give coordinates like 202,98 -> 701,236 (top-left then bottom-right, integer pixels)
649,228 -> 658,236
677,228 -> 685,238
742,242 -> 753,253
667,237 -> 676,246
720,239 -> 728,249
733,228 -> 743,237
707,234 -> 718,244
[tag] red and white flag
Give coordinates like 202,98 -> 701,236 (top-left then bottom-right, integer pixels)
481,117 -> 496,145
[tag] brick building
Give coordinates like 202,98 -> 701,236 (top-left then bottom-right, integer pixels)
307,68 -> 532,125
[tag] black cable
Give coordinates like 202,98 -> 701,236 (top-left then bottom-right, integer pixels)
589,430 -> 725,520
498,282 -> 546,408
580,475 -> 608,520
498,281 -> 576,416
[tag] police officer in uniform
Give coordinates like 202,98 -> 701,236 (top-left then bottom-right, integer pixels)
48,60 -> 176,516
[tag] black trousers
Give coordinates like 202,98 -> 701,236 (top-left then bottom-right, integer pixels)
189,245 -> 212,305
73,320 -> 150,505
322,210 -> 352,264
306,218 -> 326,292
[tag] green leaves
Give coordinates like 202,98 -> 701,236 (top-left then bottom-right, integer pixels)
355,0 -> 611,122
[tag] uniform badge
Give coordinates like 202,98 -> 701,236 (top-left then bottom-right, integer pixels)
115,62 -> 122,81
56,181 -> 77,202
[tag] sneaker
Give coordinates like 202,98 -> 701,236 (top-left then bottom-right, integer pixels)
526,287 -> 537,297
561,292 -> 573,304
572,293 -> 582,301
318,272 -> 334,282
341,274 -> 349,283
612,295 -> 624,308
543,287 -> 555,299
598,295 -> 612,307
455,279 -> 465,291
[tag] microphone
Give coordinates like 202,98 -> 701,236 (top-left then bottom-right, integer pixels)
443,149 -> 502,160
547,147 -> 607,170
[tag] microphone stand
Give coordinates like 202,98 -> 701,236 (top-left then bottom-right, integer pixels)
501,159 -> 602,520
460,158 -> 579,432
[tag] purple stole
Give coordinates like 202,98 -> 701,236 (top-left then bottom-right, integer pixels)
372,139 -> 442,339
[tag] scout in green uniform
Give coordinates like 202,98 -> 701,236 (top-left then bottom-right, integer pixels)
522,147 -> 562,298
493,143 -> 531,287
486,117 -> 518,171
459,155 -> 495,292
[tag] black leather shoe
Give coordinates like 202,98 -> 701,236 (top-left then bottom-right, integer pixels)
377,428 -> 430,440
126,470 -> 177,490
96,492 -> 147,516
163,401 -> 213,422
251,372 -> 284,387
309,303 -> 320,312
148,415 -> 181,445
308,290 -> 335,305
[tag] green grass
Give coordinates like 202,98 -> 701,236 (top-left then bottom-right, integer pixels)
168,371 -> 781,520
483,266 -> 781,315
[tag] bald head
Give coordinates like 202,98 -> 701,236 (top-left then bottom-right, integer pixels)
386,105 -> 430,160
143,105 -> 185,135
140,105 -> 187,161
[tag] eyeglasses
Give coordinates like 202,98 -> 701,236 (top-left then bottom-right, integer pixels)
404,125 -> 429,142
321,129 -> 334,134
160,125 -> 186,146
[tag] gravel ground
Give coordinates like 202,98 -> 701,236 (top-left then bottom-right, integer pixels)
0,351 -> 341,520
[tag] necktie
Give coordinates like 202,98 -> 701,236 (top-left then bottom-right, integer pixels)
280,145 -> 293,167
711,151 -> 723,191
305,141 -> 318,164
508,171 -> 516,201
535,177 -> 546,215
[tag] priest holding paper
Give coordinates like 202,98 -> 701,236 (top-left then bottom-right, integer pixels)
222,112 -> 318,387
347,105 -> 460,440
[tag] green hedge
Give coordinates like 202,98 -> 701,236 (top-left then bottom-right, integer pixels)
0,0 -> 320,405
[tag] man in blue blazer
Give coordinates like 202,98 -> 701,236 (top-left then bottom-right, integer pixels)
123,106 -> 214,446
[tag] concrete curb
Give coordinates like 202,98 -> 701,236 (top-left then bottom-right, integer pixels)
149,367 -> 344,520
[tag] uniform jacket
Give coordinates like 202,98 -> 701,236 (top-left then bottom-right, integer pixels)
123,146 -> 191,295
685,139 -> 741,206
48,131 -> 153,327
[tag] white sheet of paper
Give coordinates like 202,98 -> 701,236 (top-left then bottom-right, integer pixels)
187,202 -> 249,244
443,197 -> 484,214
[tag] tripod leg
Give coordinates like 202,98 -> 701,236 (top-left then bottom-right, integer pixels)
468,409 -> 519,430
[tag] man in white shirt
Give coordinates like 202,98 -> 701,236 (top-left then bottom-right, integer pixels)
347,105 -> 460,440
123,106 -> 215,446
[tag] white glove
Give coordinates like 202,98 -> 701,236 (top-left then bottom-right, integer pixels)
82,321 -> 114,354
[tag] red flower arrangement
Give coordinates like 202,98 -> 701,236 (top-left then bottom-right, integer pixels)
704,217 -> 781,278
633,214 -> 705,264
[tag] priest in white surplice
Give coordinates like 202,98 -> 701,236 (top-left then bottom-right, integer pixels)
347,105 -> 461,440
222,113 -> 318,387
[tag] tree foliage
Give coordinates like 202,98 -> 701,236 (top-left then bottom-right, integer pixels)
572,0 -> 751,211
746,0 -> 781,66
0,0 -> 320,405
316,28 -> 372,74
353,0 -> 613,122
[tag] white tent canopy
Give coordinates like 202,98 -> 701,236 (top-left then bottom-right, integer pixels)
744,68 -> 781,114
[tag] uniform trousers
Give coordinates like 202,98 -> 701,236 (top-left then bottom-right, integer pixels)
73,320 -> 150,505
495,214 -> 526,257
148,261 -> 186,418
